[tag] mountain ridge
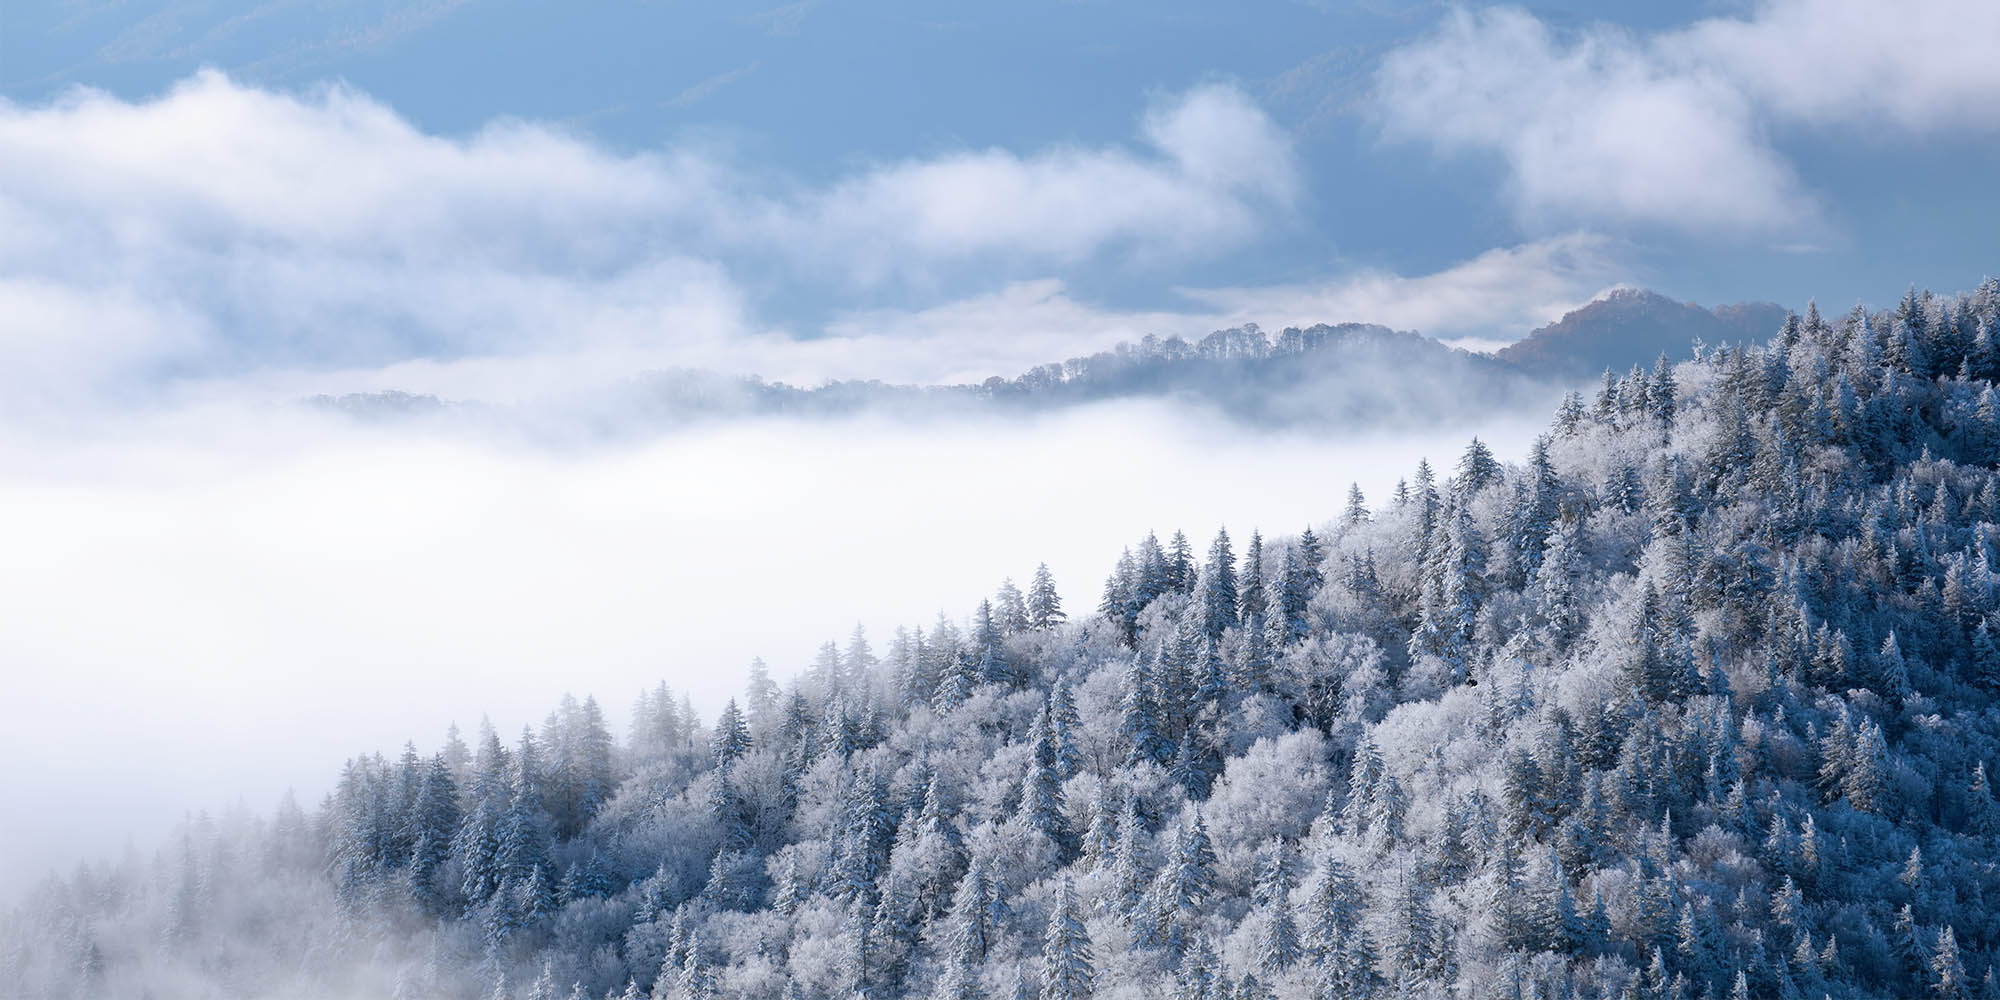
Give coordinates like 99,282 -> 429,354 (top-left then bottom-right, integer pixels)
312,290 -> 1796,434
1492,287 -> 1789,378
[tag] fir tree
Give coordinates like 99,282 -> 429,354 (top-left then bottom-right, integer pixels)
1117,654 -> 1167,766
1199,528 -> 1239,640
996,580 -> 1030,635
1040,875 -> 1094,1000
407,753 -> 462,915
1109,802 -> 1153,928
708,699 -> 750,769
1239,529 -> 1267,623
1258,848 -> 1301,975
1017,719 -> 1074,856
1028,563 -> 1066,631
1167,530 -> 1195,595
1343,483 -> 1369,527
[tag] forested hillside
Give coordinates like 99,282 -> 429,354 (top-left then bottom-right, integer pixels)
313,321 -> 1549,435
1494,291 -> 1788,380
10,281 -> 2000,1000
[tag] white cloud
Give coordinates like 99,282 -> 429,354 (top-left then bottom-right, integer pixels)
1677,0 -> 2000,132
1375,7 -> 1811,233
0,73 -> 1298,407
0,72 -> 736,405
784,233 -> 1621,386
1181,231 -> 1624,344
0,69 -> 1624,411
813,279 -> 1220,384
799,83 -> 1297,281
1374,0 -> 2000,234
228,229 -> 1615,401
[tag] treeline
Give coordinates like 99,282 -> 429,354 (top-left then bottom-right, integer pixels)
313,320 -> 1548,434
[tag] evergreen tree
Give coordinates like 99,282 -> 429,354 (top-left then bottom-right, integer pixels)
839,897 -> 875,999
1384,865 -> 1435,979
1934,925 -> 1968,999
744,657 -> 780,731
1110,802 -> 1153,928
1028,563 -> 1066,631
1845,718 -> 1891,814
846,624 -> 880,693
1048,679 -> 1083,779
1017,714 -> 1074,856
1343,483 -> 1369,527
944,857 -> 993,965
407,753 -> 462,915
1456,437 -> 1500,498
1239,530 -> 1267,623
1167,530 -> 1195,595
996,580 -> 1030,635
974,600 -> 1011,686
1150,810 -> 1217,954
517,862 -> 556,921
1117,654 -> 1167,766
525,961 -> 558,1000
935,947 -> 985,1000
1199,528 -> 1239,640
708,699 -> 750,769
1040,875 -> 1093,1000
1537,509 -> 1586,650
1259,888 -> 1301,977
1303,849 -> 1361,963
1102,548 -> 1141,645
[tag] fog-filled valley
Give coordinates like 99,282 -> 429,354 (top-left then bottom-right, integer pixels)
0,386 -> 1551,904
10,281 -> 2000,1000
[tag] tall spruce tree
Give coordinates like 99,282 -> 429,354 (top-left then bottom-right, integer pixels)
1039,875 -> 1093,1000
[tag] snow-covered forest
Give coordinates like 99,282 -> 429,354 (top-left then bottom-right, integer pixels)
8,280 -> 2000,1000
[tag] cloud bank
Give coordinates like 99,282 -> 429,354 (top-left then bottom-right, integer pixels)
806,231 -> 1620,388
0,74 -> 1302,409
0,69 -> 1634,416
1182,231 -> 1622,351
0,401 -> 1551,899
1375,0 -> 2000,234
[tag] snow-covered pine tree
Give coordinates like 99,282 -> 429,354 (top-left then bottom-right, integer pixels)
1027,563 -> 1065,631
1039,875 -> 1093,1000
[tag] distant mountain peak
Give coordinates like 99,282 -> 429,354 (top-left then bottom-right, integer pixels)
1493,288 -> 1788,378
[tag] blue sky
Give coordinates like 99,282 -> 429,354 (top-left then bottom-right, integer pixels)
2,0 -> 1998,401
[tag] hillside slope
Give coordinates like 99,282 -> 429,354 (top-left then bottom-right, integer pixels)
1495,289 -> 1789,379
10,282 -> 2000,1000
313,323 -> 1556,437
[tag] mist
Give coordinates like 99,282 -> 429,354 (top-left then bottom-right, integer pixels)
0,70 -> 1589,905
0,397 -> 1547,900
0,66 -> 1599,916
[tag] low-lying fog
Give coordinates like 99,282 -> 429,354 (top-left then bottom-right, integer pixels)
0,70 -> 1598,903
0,399 -> 1544,899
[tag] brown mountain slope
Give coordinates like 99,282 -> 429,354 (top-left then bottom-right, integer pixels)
1495,288 -> 1788,378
